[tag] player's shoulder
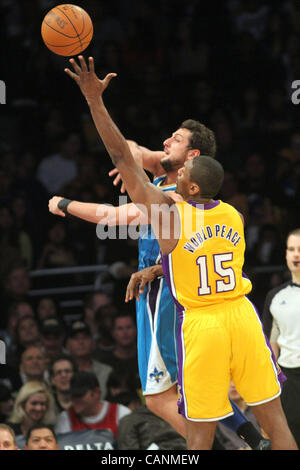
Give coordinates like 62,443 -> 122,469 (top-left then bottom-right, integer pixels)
266,280 -> 292,302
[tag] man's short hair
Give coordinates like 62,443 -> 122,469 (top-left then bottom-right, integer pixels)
189,155 -> 224,198
0,423 -> 16,444
48,353 -> 78,378
180,119 -> 217,157
25,424 -> 57,444
287,228 -> 300,240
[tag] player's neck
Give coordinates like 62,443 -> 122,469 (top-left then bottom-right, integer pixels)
291,272 -> 300,285
187,196 -> 215,206
164,170 -> 178,185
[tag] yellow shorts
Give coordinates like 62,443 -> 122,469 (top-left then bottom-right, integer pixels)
177,296 -> 281,421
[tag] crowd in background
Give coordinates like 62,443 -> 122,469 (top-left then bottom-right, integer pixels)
0,0 -> 300,450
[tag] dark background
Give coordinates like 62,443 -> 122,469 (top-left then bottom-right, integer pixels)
0,0 -> 300,315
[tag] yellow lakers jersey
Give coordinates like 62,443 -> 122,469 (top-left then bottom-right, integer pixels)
161,200 -> 252,310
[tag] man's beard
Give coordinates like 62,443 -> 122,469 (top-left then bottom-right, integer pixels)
160,157 -> 174,173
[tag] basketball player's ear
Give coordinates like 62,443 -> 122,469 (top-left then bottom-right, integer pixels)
190,183 -> 200,195
187,149 -> 200,159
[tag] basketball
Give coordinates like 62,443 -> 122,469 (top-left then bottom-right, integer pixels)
41,4 -> 93,56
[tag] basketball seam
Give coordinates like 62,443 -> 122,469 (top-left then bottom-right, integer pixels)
44,25 -> 93,48
56,6 -> 83,51
43,21 -> 78,39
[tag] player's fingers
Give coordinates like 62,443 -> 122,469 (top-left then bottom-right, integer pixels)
103,73 -> 117,88
121,182 -> 126,194
64,68 -> 79,82
69,57 -> 82,74
88,56 -> 95,73
108,168 -> 118,177
139,278 -> 147,294
78,55 -> 88,72
125,280 -> 133,302
113,174 -> 122,186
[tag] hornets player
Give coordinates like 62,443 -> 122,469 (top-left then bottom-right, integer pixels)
49,55 -> 281,448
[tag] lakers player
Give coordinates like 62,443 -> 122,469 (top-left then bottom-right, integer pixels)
62,55 -> 298,450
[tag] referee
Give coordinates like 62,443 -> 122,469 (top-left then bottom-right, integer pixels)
263,228 -> 300,447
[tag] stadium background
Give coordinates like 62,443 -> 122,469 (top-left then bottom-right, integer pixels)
0,0 -> 300,324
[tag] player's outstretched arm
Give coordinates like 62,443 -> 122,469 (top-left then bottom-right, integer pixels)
65,56 -> 178,253
48,196 -> 148,225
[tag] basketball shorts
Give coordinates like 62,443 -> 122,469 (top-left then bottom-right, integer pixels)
177,296 -> 282,421
136,276 -> 178,395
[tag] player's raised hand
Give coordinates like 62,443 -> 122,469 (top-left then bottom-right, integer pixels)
64,56 -> 117,105
108,168 -> 127,194
48,196 -> 66,217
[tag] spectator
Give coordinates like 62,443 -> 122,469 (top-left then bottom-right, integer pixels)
6,315 -> 42,369
49,353 -> 78,413
219,171 -> 249,224
93,303 -> 117,357
19,345 -> 48,384
83,291 -> 113,340
55,371 -> 131,438
0,262 -> 31,329
263,228 -> 300,447
7,381 -> 57,438
215,382 -> 267,450
0,384 -> 14,424
0,204 -> 33,279
66,320 -> 112,400
36,132 -> 80,195
117,404 -> 186,450
0,300 -> 35,349
105,370 -> 141,410
37,220 -> 78,270
36,297 -> 60,323
24,424 -> 59,450
97,313 -> 139,389
39,317 -> 66,365
0,424 -> 18,451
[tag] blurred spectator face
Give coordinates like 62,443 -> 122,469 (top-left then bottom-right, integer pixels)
24,392 -> 48,423
48,222 -> 66,244
84,292 -> 112,327
245,153 -> 265,178
0,428 -> 18,451
11,196 -> 26,221
228,381 -> 242,401
92,293 -> 111,311
112,316 -> 137,348
0,388 -> 14,420
25,427 -> 58,450
67,332 -> 93,358
8,302 -> 34,339
61,133 -> 81,159
5,267 -> 30,297
51,359 -> 74,393
220,172 -> 238,200
0,206 -> 13,229
41,333 -> 64,360
20,346 -> 46,380
95,304 -> 117,333
286,234 -> 300,274
36,298 -> 58,322
17,316 -> 40,347
71,389 -> 100,417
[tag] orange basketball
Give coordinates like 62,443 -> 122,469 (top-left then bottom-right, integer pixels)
41,4 -> 93,56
